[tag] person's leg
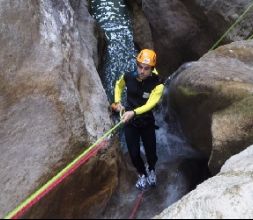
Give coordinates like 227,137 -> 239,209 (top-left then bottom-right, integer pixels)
141,125 -> 157,171
124,124 -> 147,176
141,125 -> 157,186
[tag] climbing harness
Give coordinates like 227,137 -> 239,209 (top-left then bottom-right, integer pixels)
4,120 -> 123,219
209,1 -> 253,51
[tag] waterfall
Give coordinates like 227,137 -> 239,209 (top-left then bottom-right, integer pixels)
90,0 -> 136,101
155,62 -> 202,164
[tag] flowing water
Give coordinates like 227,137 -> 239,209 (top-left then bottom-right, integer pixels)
90,0 -> 136,100
90,1 -> 208,218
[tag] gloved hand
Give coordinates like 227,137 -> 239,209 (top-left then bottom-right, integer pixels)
121,111 -> 135,123
111,102 -> 125,113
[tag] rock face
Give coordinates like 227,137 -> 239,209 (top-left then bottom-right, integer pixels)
127,0 -> 154,50
169,40 -> 253,174
131,0 -> 253,77
0,0 -> 117,218
193,0 -> 253,42
155,144 -> 253,219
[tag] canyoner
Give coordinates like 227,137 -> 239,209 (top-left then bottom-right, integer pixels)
111,49 -> 165,191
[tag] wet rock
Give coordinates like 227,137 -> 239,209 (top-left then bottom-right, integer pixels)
0,0 -> 117,218
155,145 -> 253,219
169,40 -> 253,174
127,0 -> 154,50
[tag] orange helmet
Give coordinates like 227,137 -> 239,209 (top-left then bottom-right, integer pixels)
136,49 -> 157,67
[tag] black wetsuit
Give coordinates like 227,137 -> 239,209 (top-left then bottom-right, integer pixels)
122,71 -> 162,175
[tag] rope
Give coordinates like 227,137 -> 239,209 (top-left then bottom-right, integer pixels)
248,33 -> 253,40
128,191 -> 145,219
4,120 -> 123,219
120,109 -> 125,118
209,1 -> 253,51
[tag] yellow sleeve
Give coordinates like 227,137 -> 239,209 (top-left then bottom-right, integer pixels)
114,74 -> 126,103
134,84 -> 165,115
152,68 -> 159,75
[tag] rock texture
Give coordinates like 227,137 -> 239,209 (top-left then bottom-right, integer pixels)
132,0 -> 253,77
127,0 -> 154,50
155,144 -> 253,219
0,0 -> 117,218
169,40 -> 253,174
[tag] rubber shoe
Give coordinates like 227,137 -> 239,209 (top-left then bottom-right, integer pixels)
135,174 -> 148,190
147,170 -> 156,187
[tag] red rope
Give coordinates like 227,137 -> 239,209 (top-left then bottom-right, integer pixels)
128,191 -> 144,219
10,139 -> 109,219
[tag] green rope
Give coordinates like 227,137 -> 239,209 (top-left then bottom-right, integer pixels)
4,120 -> 123,219
248,33 -> 253,40
209,1 -> 253,51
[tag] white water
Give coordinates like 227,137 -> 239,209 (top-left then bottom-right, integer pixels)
90,0 -> 136,100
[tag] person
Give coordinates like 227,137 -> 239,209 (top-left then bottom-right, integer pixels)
111,49 -> 164,190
